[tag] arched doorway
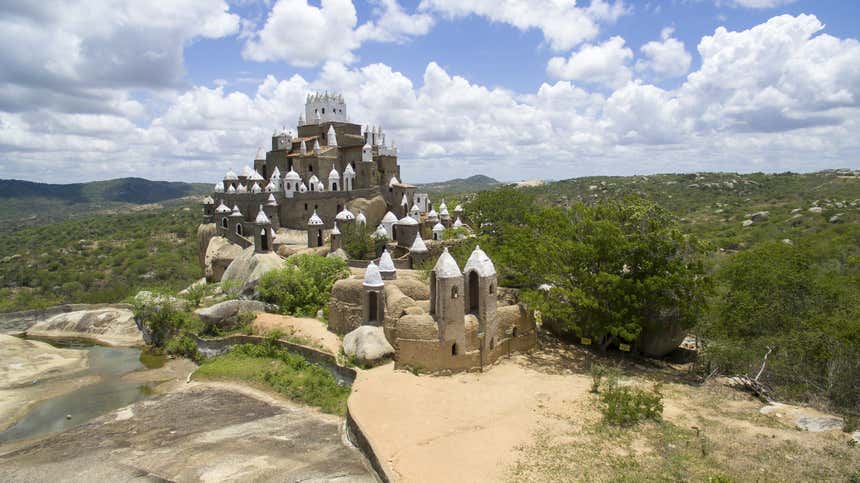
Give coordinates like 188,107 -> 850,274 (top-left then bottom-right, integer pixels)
260,231 -> 269,251
468,271 -> 479,314
236,224 -> 243,236
332,182 -> 338,191
316,229 -> 323,247
368,292 -> 378,323
221,217 -> 228,229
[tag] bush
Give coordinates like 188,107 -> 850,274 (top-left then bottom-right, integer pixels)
166,334 -> 200,362
339,222 -> 383,259
599,380 -> 663,426
257,254 -> 349,317
131,291 -> 192,346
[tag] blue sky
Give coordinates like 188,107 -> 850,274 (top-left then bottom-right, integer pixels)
1,0 -> 859,184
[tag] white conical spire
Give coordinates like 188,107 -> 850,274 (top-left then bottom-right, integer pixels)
313,139 -> 320,154
255,204 -> 270,224
410,233 -> 428,253
255,146 -> 264,160
308,210 -> 323,225
356,211 -> 366,226
327,124 -> 337,147
464,245 -> 496,277
378,249 -> 396,274
434,247 -> 461,278
300,139 -> 307,155
363,261 -> 384,288
270,166 -> 281,179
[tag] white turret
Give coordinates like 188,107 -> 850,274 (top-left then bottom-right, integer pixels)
378,249 -> 396,280
214,182 -> 224,193
432,222 -> 445,240
327,124 -> 338,147
363,261 -> 384,288
224,169 -> 237,181
313,139 -> 320,154
270,166 -> 281,180
343,163 -> 355,191
250,182 -> 261,193
255,204 -> 270,225
255,147 -> 265,161
215,201 -> 231,213
316,181 -> 325,192
336,208 -> 355,221
300,140 -> 307,155
328,167 -> 340,191
410,203 -> 421,220
373,224 -> 389,240
283,168 -> 300,197
410,232 -> 428,253
362,142 -> 373,163
356,211 -> 367,226
308,210 -> 323,226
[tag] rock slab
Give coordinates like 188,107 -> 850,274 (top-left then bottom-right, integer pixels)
27,307 -> 143,347
343,326 -> 394,366
195,300 -> 268,330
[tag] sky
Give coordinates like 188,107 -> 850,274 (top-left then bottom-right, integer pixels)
1,0 -> 859,185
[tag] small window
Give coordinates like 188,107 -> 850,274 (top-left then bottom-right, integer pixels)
221,217 -> 228,228
287,182 -> 292,191
512,327 -> 518,337
490,338 -> 495,350
451,343 -> 458,356
489,283 -> 495,294
451,286 -> 459,299
236,224 -> 243,236
314,204 -> 318,211
304,203 -> 308,211
321,108 -> 325,114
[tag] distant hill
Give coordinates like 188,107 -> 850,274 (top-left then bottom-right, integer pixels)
418,175 -> 501,195
0,177 -> 211,231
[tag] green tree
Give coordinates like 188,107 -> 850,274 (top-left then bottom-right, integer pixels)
257,254 -> 350,317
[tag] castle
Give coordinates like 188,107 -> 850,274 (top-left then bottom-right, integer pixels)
200,92 -> 464,255
199,92 -> 536,372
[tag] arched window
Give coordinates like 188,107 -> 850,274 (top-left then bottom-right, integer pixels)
286,182 -> 292,191
489,283 -> 495,294
368,292 -> 378,323
332,182 -> 338,191
321,108 -> 325,114
451,343 -> 458,356
304,203 -> 308,211
236,224 -> 243,236
468,272 -> 479,314
261,230 -> 269,251
221,217 -> 228,228
451,286 -> 459,299
512,327 -> 518,338
310,183 -> 315,192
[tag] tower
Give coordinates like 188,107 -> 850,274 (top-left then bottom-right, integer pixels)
430,248 -> 466,356
331,222 -> 341,251
463,246 -> 499,352
378,248 -> 397,280
305,92 -> 348,124
343,163 -> 355,191
254,204 -> 273,253
202,196 -> 214,223
363,261 -> 386,326
307,210 -> 324,248
328,167 -> 340,191
327,124 -> 338,147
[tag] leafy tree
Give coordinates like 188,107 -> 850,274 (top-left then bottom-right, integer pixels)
339,221 -> 383,259
257,254 -> 349,317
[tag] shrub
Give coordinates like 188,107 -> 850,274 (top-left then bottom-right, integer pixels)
257,254 -> 349,317
339,222 -> 382,259
166,334 -> 200,362
599,381 -> 663,426
131,291 -> 191,347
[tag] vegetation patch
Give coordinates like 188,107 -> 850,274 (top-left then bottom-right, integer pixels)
193,337 -> 350,415
257,254 -> 349,317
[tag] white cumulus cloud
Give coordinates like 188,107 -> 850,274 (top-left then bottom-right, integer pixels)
547,36 -> 633,88
637,27 -> 692,79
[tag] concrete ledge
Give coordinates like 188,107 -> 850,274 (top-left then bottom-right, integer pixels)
346,406 -> 391,483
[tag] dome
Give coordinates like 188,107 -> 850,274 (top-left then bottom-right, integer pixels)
331,222 -> 341,236
438,199 -> 447,211
401,193 -> 409,206
356,211 -> 367,225
224,169 -> 238,180
381,211 -> 398,223
396,215 -> 418,226
363,261 -> 384,288
389,176 -> 400,187
427,209 -> 438,221
231,205 -> 243,217
202,196 -> 214,204
255,205 -> 270,224
265,181 -> 277,192
410,233 -> 428,253
250,182 -> 262,193
227,184 -> 236,193
249,169 -> 264,181
453,217 -> 464,228
270,166 -> 281,179
378,249 -> 396,273
214,183 -> 224,193
242,166 -> 253,178
410,203 -> 420,213
396,314 -> 438,341
308,210 -> 323,225
215,201 -> 231,213
328,167 -> 340,179
344,163 -> 355,176
432,222 -> 445,233
439,206 -> 449,217
236,183 -> 248,193
308,174 -> 319,185
266,193 -> 278,206
298,182 -> 308,193
454,204 -> 463,212
433,247 -> 461,278
313,139 -> 320,152
316,182 -> 325,192
464,245 -> 496,277
336,208 -> 355,221
373,224 -> 389,239
284,168 -> 301,181
255,147 -> 265,160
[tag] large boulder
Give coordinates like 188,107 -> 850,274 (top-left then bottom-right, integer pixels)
221,247 -> 284,295
26,306 -> 143,347
347,195 -> 387,228
343,325 -> 394,366
195,300 -> 268,330
637,314 -> 688,358
197,223 -> 217,269
204,236 -> 243,282
390,277 -> 430,301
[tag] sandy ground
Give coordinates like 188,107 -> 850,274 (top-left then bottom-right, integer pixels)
0,382 -> 376,482
252,313 -> 342,355
349,357 -> 593,482
349,339 -> 860,482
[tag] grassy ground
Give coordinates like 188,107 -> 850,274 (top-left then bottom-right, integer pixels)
191,342 -> 350,415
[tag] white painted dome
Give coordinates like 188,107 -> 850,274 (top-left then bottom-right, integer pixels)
373,224 -> 389,239
308,174 -> 319,185
242,166 -> 253,178
410,233 -> 428,253
454,204 -> 463,212
381,211 -> 398,223
336,208 -> 355,221
433,247 -> 461,278
202,196 -> 214,204
231,205 -> 242,217
328,167 -> 340,179
224,169 -> 238,180
464,245 -> 495,277
378,249 -> 396,273
250,182 -> 262,193
249,169 -> 264,181
236,183 -> 248,193
453,217 -> 464,228
363,261 -> 384,288
284,168 -> 301,181
270,166 -> 281,179
308,210 -> 323,225
298,182 -> 308,193
266,193 -> 278,206
214,183 -> 224,193
438,199 -> 447,211
215,201 -> 231,213
227,184 -> 236,193
389,176 -> 400,187
316,182 -> 325,192
344,163 -> 355,175
356,211 -> 366,225
432,222 -> 445,232
255,205 -> 270,224
331,222 -> 340,236
427,209 -> 438,220
396,215 -> 418,226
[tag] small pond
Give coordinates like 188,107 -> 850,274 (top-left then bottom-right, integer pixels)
0,338 -> 165,444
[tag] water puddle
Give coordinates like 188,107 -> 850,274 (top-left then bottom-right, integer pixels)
0,339 -> 162,444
